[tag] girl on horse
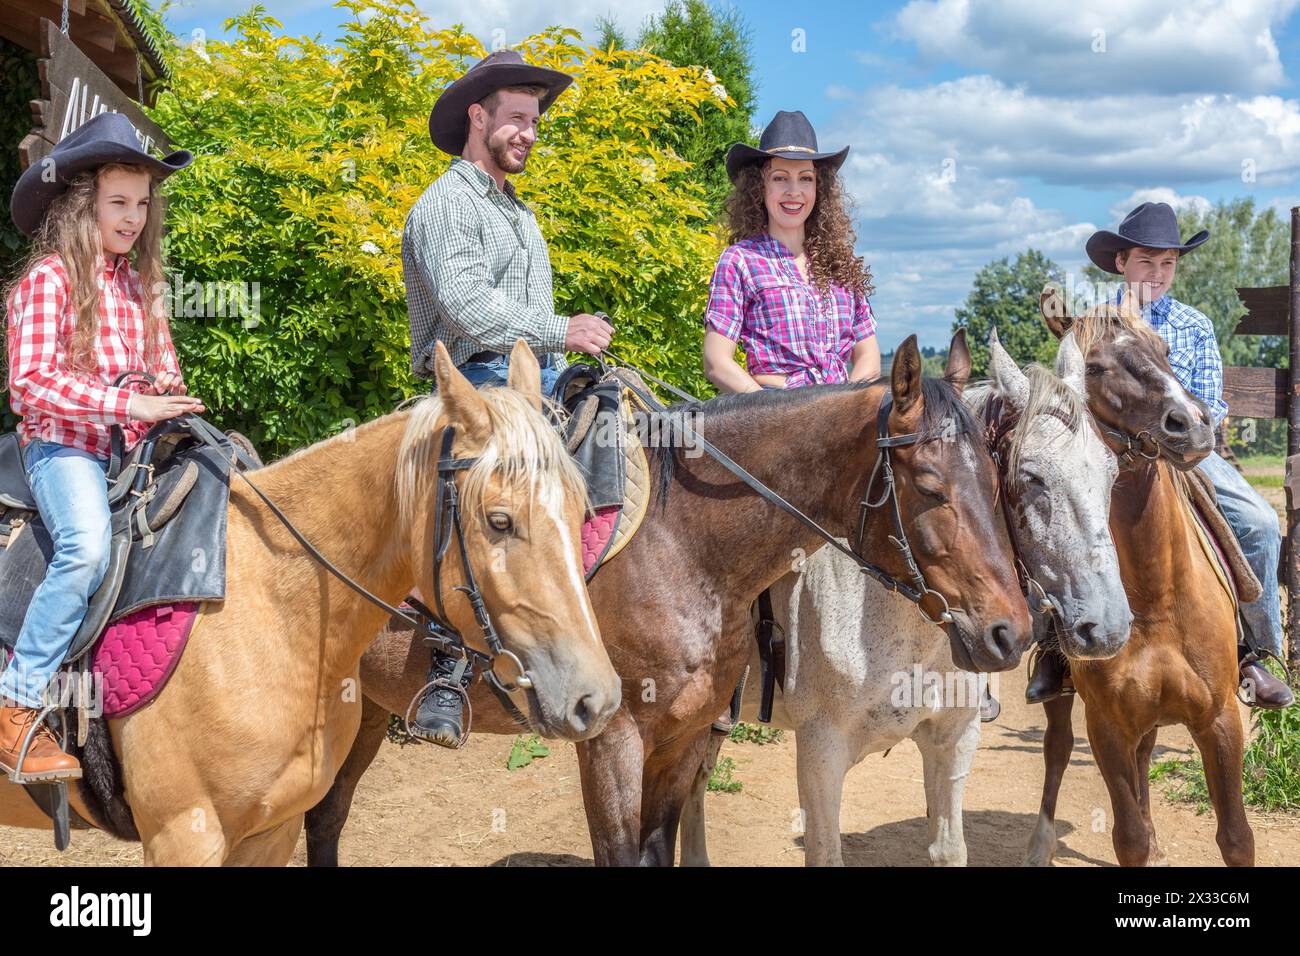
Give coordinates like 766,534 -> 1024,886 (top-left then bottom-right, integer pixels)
701,110 -> 880,393
2,113 -> 204,779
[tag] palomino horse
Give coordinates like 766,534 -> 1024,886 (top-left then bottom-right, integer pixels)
677,333 -> 1132,866
304,332 -> 1035,866
0,341 -> 621,864
1025,298 -> 1254,867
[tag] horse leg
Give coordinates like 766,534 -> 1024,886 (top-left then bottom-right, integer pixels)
1189,706 -> 1255,866
1135,727 -> 1168,866
304,694 -> 391,867
915,713 -> 980,866
639,729 -> 712,867
139,807 -> 228,866
795,721 -> 854,866
575,708 -> 645,866
679,731 -> 725,867
1025,694 -> 1076,866
224,815 -> 304,867
1086,717 -> 1151,867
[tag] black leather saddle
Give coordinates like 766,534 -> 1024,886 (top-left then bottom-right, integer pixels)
554,362 -> 630,511
0,418 -> 237,666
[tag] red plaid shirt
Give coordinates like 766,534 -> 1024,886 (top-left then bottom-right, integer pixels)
704,234 -> 877,388
7,254 -> 181,458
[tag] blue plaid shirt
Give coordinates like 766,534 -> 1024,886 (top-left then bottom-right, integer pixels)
1119,292 -> 1227,426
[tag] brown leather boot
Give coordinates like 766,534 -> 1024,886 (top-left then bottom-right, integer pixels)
0,706 -> 81,781
1238,649 -> 1294,710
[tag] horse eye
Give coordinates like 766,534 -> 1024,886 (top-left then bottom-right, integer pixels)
1085,363 -> 1105,376
487,512 -> 513,533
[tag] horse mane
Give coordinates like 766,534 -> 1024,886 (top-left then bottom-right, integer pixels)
395,390 -> 590,527
967,365 -> 1091,488
648,377 -> 976,508
1069,299 -> 1164,360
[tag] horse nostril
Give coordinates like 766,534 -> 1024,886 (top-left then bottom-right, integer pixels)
1073,618 -> 1100,651
570,694 -> 594,734
985,621 -> 1015,661
1163,408 -> 1189,435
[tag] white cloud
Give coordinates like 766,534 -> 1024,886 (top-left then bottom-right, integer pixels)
1105,187 -> 1212,221
894,0 -> 1299,95
833,76 -> 1300,188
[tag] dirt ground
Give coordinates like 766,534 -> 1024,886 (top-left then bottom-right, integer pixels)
0,663 -> 1296,867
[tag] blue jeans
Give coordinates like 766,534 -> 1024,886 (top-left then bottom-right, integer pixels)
1197,451 -> 1283,657
434,353 -> 561,399
0,441 -> 111,707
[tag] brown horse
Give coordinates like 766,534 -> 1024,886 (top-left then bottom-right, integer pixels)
1025,297 -> 1254,866
0,342 -> 621,864
305,332 -> 1035,866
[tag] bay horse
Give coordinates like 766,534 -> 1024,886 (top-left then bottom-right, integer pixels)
677,332 -> 1132,866
304,332 -> 1034,866
1025,298 -> 1254,866
0,341 -> 621,864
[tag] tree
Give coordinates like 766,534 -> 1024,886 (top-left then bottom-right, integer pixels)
148,0 -> 729,456
953,250 -> 1063,377
637,0 -> 757,215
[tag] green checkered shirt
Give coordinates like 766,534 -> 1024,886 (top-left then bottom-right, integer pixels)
403,158 -> 569,378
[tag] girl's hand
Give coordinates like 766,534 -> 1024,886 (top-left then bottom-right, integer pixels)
128,392 -> 205,423
151,371 -> 187,395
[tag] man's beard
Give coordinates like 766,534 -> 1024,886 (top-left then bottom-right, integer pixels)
489,136 -> 528,174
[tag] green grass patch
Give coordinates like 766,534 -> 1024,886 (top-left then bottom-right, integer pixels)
506,734 -> 550,770
708,755 -> 743,793
728,721 -> 786,745
1236,453 -> 1286,470
1247,474 -> 1284,488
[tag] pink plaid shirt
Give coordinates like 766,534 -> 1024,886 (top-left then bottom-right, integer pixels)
704,234 -> 877,388
7,254 -> 181,458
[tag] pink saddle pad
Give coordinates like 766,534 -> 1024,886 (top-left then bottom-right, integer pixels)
580,506 -> 620,575
94,603 -> 201,718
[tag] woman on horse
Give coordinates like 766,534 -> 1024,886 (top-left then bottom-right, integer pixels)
702,110 -> 880,392
2,112 -> 203,779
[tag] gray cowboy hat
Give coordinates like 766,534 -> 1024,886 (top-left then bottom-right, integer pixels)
428,49 -> 573,156
10,111 -> 192,238
724,110 -> 849,182
1085,201 -> 1210,274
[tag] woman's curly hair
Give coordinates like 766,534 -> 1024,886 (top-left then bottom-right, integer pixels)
723,160 -> 874,300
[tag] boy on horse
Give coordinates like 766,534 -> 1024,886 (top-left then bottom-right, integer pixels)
1027,201 -> 1293,709
402,50 -> 613,746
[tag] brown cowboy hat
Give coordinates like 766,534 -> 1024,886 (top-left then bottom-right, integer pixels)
428,49 -> 573,156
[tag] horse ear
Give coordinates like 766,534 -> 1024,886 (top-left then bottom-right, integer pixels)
1040,287 -> 1074,340
433,341 -> 492,446
891,334 -> 924,416
944,329 -> 971,394
506,339 -> 543,411
989,328 -> 1030,412
1056,333 -> 1087,397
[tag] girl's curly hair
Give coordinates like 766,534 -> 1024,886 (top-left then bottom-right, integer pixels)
723,160 -> 874,300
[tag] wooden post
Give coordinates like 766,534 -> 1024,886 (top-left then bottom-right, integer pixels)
1287,206 -> 1300,672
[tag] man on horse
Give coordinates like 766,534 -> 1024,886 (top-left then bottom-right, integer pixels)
402,50 -> 613,746
1027,201 -> 1294,710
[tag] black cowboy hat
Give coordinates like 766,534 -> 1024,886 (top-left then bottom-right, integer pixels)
10,111 -> 192,238
724,110 -> 849,182
1085,201 -> 1210,274
428,49 -> 573,156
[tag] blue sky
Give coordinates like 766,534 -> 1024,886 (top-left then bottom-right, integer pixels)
161,0 -> 1300,349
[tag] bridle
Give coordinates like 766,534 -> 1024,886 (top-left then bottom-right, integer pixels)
982,395 -> 1070,626
177,412 -> 533,725
608,360 -> 964,631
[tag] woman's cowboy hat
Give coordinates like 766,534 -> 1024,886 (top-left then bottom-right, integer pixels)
724,110 -> 849,182
1085,201 -> 1210,274
10,111 -> 192,238
428,49 -> 573,156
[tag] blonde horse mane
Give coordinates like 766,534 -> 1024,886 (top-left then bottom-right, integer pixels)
1069,296 -> 1164,361
968,364 -> 1093,488
395,389 -> 591,528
